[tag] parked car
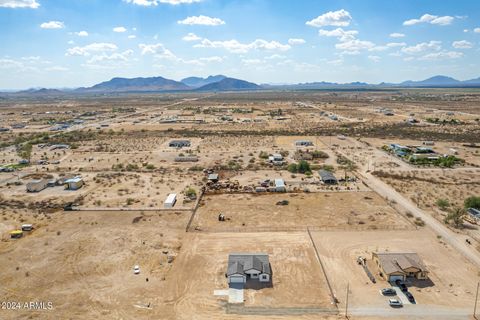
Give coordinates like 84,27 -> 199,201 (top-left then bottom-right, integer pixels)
405,292 -> 416,303
133,265 -> 140,275
395,279 -> 408,292
388,299 -> 403,307
381,288 -> 396,296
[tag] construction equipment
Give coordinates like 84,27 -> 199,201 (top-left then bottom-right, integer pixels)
10,230 -> 23,239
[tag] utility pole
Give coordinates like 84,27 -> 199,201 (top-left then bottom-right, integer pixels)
345,282 -> 349,319
474,281 -> 479,319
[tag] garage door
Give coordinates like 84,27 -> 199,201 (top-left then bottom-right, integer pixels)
229,276 -> 245,283
389,275 -> 404,282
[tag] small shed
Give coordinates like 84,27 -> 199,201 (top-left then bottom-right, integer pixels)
318,170 -> 337,184
26,179 -> 49,193
64,176 -> 84,190
21,224 -> 33,231
208,173 -> 219,183
274,178 -> 286,192
164,193 -> 177,208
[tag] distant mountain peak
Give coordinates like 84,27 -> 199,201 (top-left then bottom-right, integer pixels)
181,75 -> 226,87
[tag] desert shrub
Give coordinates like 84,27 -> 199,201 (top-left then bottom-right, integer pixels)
443,207 -> 466,228
436,198 -> 450,210
185,187 -> 197,198
259,151 -> 269,159
465,196 -> 480,210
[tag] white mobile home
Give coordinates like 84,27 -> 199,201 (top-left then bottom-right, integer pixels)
274,178 -> 286,192
164,193 -> 177,208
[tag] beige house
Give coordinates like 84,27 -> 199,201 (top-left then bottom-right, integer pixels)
372,252 -> 429,282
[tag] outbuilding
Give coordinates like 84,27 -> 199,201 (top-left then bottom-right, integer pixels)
64,176 -> 84,190
318,170 -> 337,184
26,179 -> 49,193
164,193 -> 177,208
274,178 -> 286,192
208,173 -> 219,183
169,140 -> 191,148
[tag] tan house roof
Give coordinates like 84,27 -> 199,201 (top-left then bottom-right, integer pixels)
374,252 -> 427,275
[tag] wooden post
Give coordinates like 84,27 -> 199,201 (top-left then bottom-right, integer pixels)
345,282 -> 349,319
474,281 -> 479,319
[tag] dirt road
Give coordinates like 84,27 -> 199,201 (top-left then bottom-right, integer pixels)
338,136 -> 480,268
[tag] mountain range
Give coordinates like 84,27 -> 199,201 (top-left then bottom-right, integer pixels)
5,75 -> 480,94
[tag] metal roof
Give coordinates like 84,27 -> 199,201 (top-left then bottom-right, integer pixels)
318,170 -> 337,182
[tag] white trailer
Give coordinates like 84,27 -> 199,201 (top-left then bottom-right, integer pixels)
164,193 -> 177,208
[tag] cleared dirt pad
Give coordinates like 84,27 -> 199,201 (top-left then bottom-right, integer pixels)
162,232 -> 334,320
193,192 -> 411,231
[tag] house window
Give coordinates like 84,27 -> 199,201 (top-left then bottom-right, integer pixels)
261,275 -> 268,280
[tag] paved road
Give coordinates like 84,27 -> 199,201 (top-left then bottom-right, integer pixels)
349,305 -> 470,319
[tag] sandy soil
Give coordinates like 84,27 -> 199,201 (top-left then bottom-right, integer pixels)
193,192 -> 411,232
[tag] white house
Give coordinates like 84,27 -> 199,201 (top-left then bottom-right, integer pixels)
226,253 -> 271,284
164,193 -> 177,208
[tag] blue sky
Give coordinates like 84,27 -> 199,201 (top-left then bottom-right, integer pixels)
0,0 -> 479,89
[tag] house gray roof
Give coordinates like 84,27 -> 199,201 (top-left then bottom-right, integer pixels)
227,253 -> 271,276
318,170 -> 337,183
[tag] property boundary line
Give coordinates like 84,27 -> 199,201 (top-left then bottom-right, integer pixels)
307,227 -> 338,308
185,189 -> 205,232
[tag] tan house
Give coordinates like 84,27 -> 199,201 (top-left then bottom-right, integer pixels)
372,252 -> 429,282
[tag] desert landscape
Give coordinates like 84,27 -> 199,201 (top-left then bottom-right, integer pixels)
1,89 -> 480,320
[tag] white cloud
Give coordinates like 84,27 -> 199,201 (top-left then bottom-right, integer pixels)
194,38 -> 291,53
182,32 -> 201,41
123,0 -> 202,6
386,42 -> 406,48
139,43 -> 175,59
44,66 -> 69,72
419,51 -> 463,60
177,15 -> 225,26
0,0 -> 39,8
327,59 -> 343,66
128,35 -> 136,39
40,21 -> 65,29
66,43 -> 118,56
318,28 -> 358,42
87,49 -> 134,64
113,26 -> 127,33
306,9 -> 352,27
402,41 -> 442,54
242,58 -> 263,65
335,39 -> 375,52
452,40 -> 473,49
389,33 -> 405,38
198,56 -> 223,63
0,58 -> 24,69
368,55 -> 381,62
403,14 -> 454,26
288,38 -> 306,45
75,31 -> 88,37
265,54 -> 286,60
474,28 -> 480,33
